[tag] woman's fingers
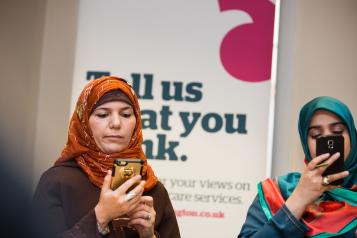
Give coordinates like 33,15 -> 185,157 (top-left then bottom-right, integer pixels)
140,196 -> 153,206
116,175 -> 142,193
129,205 -> 151,218
307,153 -> 330,170
96,174 -> 147,223
128,198 -> 156,229
319,152 -> 341,171
129,210 -> 153,221
101,170 -> 112,193
308,152 -> 342,173
120,181 -> 146,206
130,180 -> 145,197
323,171 -> 349,187
128,196 -> 154,214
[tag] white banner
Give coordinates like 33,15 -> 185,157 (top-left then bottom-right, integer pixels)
71,1 -> 277,237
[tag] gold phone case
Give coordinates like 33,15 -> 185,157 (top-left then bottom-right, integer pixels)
111,158 -> 143,190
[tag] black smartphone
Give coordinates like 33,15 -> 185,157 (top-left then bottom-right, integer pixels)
111,158 -> 143,190
316,135 -> 345,185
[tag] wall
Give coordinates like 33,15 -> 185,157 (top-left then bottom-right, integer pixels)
0,0 -> 77,187
0,0 -> 46,181
32,0 -> 78,186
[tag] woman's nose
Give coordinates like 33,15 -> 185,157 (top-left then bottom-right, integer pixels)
321,129 -> 334,137
109,115 -> 121,128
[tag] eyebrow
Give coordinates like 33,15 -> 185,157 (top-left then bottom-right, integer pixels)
308,121 -> 345,131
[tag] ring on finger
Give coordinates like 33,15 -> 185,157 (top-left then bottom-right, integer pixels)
322,176 -> 330,186
145,214 -> 151,220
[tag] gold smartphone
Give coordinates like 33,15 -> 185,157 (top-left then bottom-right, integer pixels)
111,158 -> 143,190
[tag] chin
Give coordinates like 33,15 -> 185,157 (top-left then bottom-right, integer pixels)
102,145 -> 125,154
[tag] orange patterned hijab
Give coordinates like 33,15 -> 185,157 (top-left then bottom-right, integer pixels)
55,76 -> 157,191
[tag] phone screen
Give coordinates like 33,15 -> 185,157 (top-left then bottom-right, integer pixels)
316,135 -> 345,185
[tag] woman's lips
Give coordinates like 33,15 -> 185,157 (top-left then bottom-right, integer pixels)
104,135 -> 123,141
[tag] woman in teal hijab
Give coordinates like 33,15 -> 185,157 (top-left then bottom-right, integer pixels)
238,96 -> 357,238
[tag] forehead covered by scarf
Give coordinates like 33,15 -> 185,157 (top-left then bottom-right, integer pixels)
91,90 -> 133,114
298,96 -> 357,187
56,76 -> 157,191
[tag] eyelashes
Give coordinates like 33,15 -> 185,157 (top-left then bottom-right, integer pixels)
309,130 -> 344,139
94,112 -> 133,119
310,134 -> 320,140
121,113 -> 132,118
95,113 -> 108,118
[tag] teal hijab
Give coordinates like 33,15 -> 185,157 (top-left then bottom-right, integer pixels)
298,96 -> 357,188
258,96 -> 357,237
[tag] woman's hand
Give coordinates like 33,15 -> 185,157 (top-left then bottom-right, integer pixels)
95,170 -> 145,227
285,152 -> 349,219
127,196 -> 156,238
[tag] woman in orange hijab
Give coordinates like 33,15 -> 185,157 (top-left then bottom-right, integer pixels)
33,76 -> 180,238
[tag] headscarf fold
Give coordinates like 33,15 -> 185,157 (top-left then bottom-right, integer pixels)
258,96 -> 357,237
55,76 -> 157,191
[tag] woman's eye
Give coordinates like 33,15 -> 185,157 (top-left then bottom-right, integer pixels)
121,112 -> 132,118
96,113 -> 108,118
331,123 -> 346,135
309,131 -> 321,139
332,130 -> 343,135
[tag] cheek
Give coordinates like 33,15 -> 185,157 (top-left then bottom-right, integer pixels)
307,138 -> 316,158
89,118 -> 102,142
127,119 -> 136,137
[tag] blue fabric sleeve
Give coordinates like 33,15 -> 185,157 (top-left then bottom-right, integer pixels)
238,195 -> 309,238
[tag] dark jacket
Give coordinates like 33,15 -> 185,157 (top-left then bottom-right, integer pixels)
32,160 -> 180,238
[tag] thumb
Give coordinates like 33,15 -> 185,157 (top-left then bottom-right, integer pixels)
101,170 -> 112,193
